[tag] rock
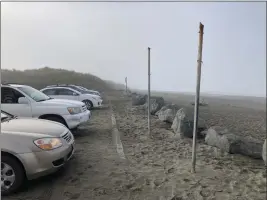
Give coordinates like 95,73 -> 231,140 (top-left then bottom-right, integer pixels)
238,136 -> 264,159
205,126 -> 264,159
171,107 -> 207,138
200,129 -> 208,138
132,94 -> 147,106
157,104 -> 180,123
144,97 -> 165,115
262,139 -> 266,165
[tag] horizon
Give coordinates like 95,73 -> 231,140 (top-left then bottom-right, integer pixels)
2,2 -> 266,97
2,66 -> 266,98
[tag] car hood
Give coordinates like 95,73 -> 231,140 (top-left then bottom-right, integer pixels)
2,118 -> 68,137
40,98 -> 84,107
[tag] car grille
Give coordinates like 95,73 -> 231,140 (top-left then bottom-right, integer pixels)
61,131 -> 73,144
82,105 -> 87,112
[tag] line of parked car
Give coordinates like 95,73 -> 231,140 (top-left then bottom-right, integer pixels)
1,83 -> 103,195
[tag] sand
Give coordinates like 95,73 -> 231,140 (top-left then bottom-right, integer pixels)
111,94 -> 266,200
3,91 -> 266,200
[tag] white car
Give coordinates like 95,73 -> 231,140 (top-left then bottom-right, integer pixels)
77,86 -> 101,96
1,84 -> 91,130
40,86 -> 102,109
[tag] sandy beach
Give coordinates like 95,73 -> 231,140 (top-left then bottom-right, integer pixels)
3,91 -> 266,200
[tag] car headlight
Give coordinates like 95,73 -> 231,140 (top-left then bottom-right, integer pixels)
34,138 -> 62,150
67,107 -> 81,115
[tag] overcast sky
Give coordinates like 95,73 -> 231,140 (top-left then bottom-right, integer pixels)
1,2 -> 266,96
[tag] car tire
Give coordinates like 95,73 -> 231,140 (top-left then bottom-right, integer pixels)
1,155 -> 25,196
45,116 -> 67,127
83,100 -> 93,110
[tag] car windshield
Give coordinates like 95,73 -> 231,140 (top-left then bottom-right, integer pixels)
80,86 -> 89,91
67,86 -> 87,94
76,86 -> 100,96
78,86 -> 88,91
18,86 -> 51,102
88,90 -> 100,96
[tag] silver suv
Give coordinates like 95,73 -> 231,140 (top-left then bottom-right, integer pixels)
1,110 -> 75,196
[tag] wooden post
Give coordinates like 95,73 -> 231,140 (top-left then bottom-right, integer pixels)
148,47 -> 151,135
125,77 -> 128,94
191,22 -> 204,173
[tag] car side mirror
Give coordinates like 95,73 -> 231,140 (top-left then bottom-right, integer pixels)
18,97 -> 29,104
73,92 -> 79,96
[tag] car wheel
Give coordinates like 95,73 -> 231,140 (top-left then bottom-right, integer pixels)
83,100 -> 93,110
1,155 -> 25,196
45,116 -> 67,127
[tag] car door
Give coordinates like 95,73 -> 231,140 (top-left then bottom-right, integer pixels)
1,87 -> 32,117
55,88 -> 80,101
41,88 -> 57,98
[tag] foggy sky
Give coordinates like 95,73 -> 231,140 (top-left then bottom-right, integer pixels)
1,2 -> 266,97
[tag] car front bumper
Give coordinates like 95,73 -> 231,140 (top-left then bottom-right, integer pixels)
63,110 -> 91,129
17,142 -> 75,180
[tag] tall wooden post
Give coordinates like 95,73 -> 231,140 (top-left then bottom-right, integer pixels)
148,47 -> 151,135
125,77 -> 128,94
191,22 -> 204,173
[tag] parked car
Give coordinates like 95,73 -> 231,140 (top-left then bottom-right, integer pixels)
45,84 -> 101,97
1,110 -> 75,195
44,84 -> 102,98
40,85 -> 103,110
1,84 -> 91,130
77,86 -> 101,97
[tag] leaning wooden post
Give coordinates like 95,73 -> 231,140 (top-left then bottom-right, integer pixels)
191,22 -> 204,173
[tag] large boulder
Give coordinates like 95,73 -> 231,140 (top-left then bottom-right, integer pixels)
263,139 -> 266,165
205,126 -> 263,159
145,97 -> 165,115
157,104 -> 180,123
132,94 -> 147,106
171,107 -> 207,138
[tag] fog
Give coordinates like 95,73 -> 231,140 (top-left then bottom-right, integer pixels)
1,2 -> 266,97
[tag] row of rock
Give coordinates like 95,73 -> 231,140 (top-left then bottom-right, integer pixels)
131,93 -> 266,165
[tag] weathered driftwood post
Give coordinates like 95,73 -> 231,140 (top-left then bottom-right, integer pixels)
125,77 -> 128,94
148,47 -> 151,135
191,22 -> 204,173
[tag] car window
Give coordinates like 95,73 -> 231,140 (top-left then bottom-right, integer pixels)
57,88 -> 76,96
18,86 -> 50,102
1,87 -> 25,104
42,89 -> 56,95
